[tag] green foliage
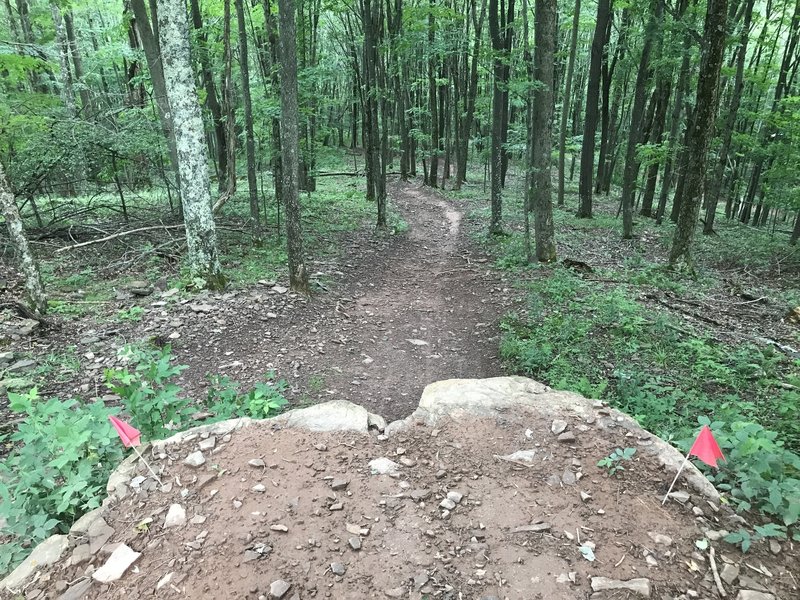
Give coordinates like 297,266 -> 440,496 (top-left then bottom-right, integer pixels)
597,447 -> 637,476
104,345 -> 191,439
116,306 -> 145,322
204,374 -> 288,420
0,389 -> 124,575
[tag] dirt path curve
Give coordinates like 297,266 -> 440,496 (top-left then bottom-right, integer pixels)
175,180 -> 513,421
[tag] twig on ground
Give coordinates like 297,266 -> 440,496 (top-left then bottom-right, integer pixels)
55,224 -> 185,253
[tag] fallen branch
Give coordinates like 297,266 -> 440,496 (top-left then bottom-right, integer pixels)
55,224 -> 185,253
0,301 -> 51,326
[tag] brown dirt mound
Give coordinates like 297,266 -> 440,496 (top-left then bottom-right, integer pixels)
11,405 -> 796,600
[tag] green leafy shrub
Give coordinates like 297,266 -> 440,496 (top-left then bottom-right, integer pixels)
205,373 -> 288,420
105,345 -> 191,439
597,447 -> 637,476
0,389 -> 124,575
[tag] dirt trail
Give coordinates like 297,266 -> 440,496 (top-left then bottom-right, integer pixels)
174,180 -> 513,420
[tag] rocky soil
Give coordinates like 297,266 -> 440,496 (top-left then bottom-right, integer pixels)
1,379 -> 796,600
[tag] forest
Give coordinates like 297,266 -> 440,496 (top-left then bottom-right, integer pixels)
0,0 -> 799,585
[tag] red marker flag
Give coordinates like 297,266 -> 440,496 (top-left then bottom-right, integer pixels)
109,415 -> 141,448
689,425 -> 725,468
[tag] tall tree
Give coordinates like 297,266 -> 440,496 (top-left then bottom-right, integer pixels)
669,0 -> 728,266
577,0 -> 611,218
0,162 -> 48,315
532,0 -> 556,261
235,0 -> 262,241
277,0 -> 311,293
157,0 -> 225,287
557,0 -> 581,207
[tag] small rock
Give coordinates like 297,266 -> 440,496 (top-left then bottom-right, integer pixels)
446,491 -> 463,504
331,562 -> 346,576
249,458 -> 266,468
647,532 -> 673,546
163,504 -> 186,528
667,490 -> 691,503
562,470 -> 577,485
127,281 -> 153,296
190,303 -> 214,313
348,537 -> 362,551
183,451 -> 206,468
551,419 -> 568,435
156,572 -> 174,590
499,449 -> 537,463
272,285 -> 288,294
720,563 -> 739,585
190,515 -> 207,525
329,502 -> 344,511
369,457 -> 400,475
556,572 -> 577,585
92,544 -> 141,583
768,539 -> 781,554
439,498 -> 456,510
270,579 -> 291,598
580,491 -> 592,502
645,554 -> 658,567
557,431 -> 576,443
252,484 -> 267,493
735,593 -> 775,600
331,478 -> 349,491
590,577 -> 651,597
410,489 -> 430,501
384,588 -> 405,598
70,544 -> 91,566
271,524 -> 289,532
511,523 -> 551,533
413,573 -> 429,589
405,338 -> 429,346
198,436 -> 216,451
399,457 -> 416,467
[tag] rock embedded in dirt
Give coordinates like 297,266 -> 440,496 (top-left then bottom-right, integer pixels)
348,537 -> 362,551
668,490 -> 691,504
647,532 -> 673,546
330,478 -> 349,490
557,431 -> 576,443
69,544 -> 91,566
126,281 -> 154,296
183,451 -> 206,467
248,458 -> 266,468
270,524 -> 289,532
189,303 -> 214,314
0,534 -> 69,591
551,419 -> 568,435
163,504 -> 186,528
446,491 -> 463,504
511,523 -> 551,533
735,592 -> 775,600
369,457 -> 400,475
252,484 -> 266,493
269,579 -> 291,598
439,498 -> 456,510
410,489 -> 430,501
92,544 -> 141,583
331,562 -> 346,576
590,577 -> 651,597
198,436 -> 216,451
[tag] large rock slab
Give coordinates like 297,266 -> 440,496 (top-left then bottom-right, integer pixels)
1,534 -> 69,592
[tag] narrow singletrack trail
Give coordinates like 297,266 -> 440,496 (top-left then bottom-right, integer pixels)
174,180 -> 514,420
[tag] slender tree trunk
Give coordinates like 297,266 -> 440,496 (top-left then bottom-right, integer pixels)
456,0 -> 486,188
428,0 -> 439,187
669,0 -> 728,267
577,0 -> 611,218
51,4 -> 76,117
639,75 -> 670,217
235,0 -> 262,241
64,11 -> 92,116
532,0 -> 557,261
277,0 -> 310,294
157,0 -> 225,288
621,0 -> 663,238
0,162 -> 48,314
557,0 -> 581,207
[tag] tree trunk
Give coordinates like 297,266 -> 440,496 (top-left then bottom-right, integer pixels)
455,0 -> 486,188
532,0 -> 557,261
277,0 -> 311,294
669,0 -> 728,267
235,0 -> 262,241
189,0 -> 228,191
51,4 -> 77,118
157,0 -> 225,288
427,0 -> 439,187
577,0 -> 611,218
64,11 -> 92,117
557,0 -> 581,207
0,162 -> 48,315
639,75 -> 670,217
621,0 -> 663,238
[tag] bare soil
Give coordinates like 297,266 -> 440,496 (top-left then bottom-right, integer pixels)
14,404 -> 798,600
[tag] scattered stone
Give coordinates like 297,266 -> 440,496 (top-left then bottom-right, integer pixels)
163,504 -> 186,528
556,572 -> 577,585
330,478 -> 349,491
249,458 -> 266,468
6,358 -> 37,372
580,491 -> 592,502
645,554 -> 659,567
511,523 -> 551,533
348,537 -> 362,551
92,544 -> 141,583
190,515 -> 207,525
70,544 -> 91,566
252,484 -> 267,493
331,562 -> 346,576
156,572 -> 174,590
127,281 -> 153,296
270,524 -> 289,532
270,579 -> 291,598
198,436 -> 216,451
413,573 -> 429,589
329,502 -> 344,511
183,451 -> 206,468
369,457 -> 400,475
557,431 -> 576,443
647,532 -> 673,546
499,449 -> 537,463
190,303 -> 214,313
551,419 -> 568,435
384,587 -> 405,598
590,577 -> 651,597
446,491 -> 463,504
439,498 -> 456,510
399,457 -> 416,467
410,489 -> 430,501
405,338 -> 429,346
735,593 -> 775,600
561,470 -> 577,486
346,523 -> 369,536
272,285 -> 288,294
56,579 -> 93,600
769,539 -> 781,554
720,563 -> 740,585
87,518 -> 115,554
667,490 -> 691,503
0,534 -> 69,590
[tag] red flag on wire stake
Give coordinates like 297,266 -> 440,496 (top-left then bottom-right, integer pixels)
109,415 -> 141,448
662,425 -> 725,505
688,425 -> 725,468
108,415 -> 162,486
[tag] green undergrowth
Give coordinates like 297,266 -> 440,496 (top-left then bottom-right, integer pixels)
0,345 -> 287,576
446,168 -> 800,545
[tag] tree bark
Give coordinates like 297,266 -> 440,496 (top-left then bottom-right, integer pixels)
577,0 -> 611,218
63,11 -> 92,117
532,0 -> 557,261
157,0 -> 225,288
669,0 -> 728,267
278,0 -> 311,294
0,161 -> 48,315
557,0 -> 581,207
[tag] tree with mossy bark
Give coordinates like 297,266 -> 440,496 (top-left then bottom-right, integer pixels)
156,0 -> 225,289
0,161 -> 48,315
